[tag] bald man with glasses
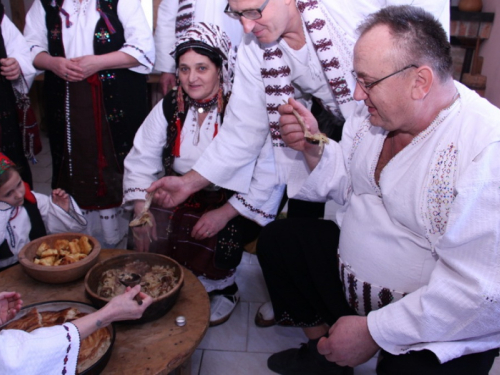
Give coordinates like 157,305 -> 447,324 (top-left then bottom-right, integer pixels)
261,5 -> 500,375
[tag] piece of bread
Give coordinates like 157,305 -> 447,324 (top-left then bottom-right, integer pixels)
2,308 -> 42,332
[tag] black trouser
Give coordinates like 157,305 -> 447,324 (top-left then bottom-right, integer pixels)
257,218 -> 499,374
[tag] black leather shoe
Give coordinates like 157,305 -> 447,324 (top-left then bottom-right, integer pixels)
267,343 -> 353,375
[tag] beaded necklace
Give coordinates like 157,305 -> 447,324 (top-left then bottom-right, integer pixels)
190,94 -> 218,114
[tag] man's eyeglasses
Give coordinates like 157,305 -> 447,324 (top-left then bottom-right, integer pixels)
224,0 -> 270,20
352,64 -> 418,93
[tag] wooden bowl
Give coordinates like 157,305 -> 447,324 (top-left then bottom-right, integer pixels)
84,253 -> 184,324
18,233 -> 101,284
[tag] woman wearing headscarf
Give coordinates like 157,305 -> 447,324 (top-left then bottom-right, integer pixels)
123,23 -> 267,326
24,0 -> 155,248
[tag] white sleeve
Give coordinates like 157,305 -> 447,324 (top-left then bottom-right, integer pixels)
367,141 -> 500,363
0,323 -> 80,375
0,203 -> 13,245
123,100 -> 168,205
228,133 -> 285,226
23,0 -> 48,69
117,0 -> 155,73
1,14 -> 36,90
153,0 -> 178,73
192,36 -> 270,193
34,192 -> 87,234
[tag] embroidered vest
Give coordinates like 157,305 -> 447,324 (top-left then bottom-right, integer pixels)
40,0 -> 149,175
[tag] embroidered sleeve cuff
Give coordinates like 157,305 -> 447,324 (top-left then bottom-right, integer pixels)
121,44 -> 154,74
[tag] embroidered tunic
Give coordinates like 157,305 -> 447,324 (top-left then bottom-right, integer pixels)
191,0 -> 450,211
288,82 -> 500,363
24,0 -> 154,246
154,0 -> 242,74
0,190 -> 87,269
123,94 -> 281,226
0,323 -> 80,375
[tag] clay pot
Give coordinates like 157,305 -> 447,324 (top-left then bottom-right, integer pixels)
458,0 -> 483,12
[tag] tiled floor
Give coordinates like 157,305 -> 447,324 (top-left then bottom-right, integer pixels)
30,133 -> 500,375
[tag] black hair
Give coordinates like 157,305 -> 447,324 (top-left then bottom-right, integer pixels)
174,44 -> 223,69
357,5 -> 453,81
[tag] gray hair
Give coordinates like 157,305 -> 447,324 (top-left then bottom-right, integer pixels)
357,5 -> 453,81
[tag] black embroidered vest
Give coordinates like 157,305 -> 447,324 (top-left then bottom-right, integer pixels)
40,0 -> 149,185
0,200 -> 47,261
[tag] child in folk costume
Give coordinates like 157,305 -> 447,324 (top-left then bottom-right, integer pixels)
0,153 -> 86,270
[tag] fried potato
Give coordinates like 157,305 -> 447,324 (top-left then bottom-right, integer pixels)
33,236 -> 93,266
79,236 -> 92,255
68,241 -> 81,254
41,249 -> 59,258
54,239 -> 70,251
36,242 -> 50,257
38,256 -> 56,266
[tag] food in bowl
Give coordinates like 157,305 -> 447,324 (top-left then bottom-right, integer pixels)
97,259 -> 178,299
1,305 -> 112,373
33,235 -> 93,266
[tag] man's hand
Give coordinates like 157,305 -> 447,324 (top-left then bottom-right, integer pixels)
147,171 -> 210,209
317,316 -> 380,367
279,98 -> 320,152
0,291 -> 22,325
159,72 -> 176,96
131,200 -> 157,252
52,188 -> 70,212
0,58 -> 20,80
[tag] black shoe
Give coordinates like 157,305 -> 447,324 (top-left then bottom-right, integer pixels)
267,342 -> 353,375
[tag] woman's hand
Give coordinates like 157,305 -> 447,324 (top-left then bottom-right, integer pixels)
131,200 -> 157,252
34,53 -> 84,82
52,188 -> 70,212
191,203 -> 238,240
0,58 -> 20,80
72,286 -> 153,339
0,291 -> 22,325
71,55 -> 101,80
101,285 -> 153,322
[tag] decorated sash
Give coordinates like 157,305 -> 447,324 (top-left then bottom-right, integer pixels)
261,0 -> 355,148
175,0 -> 195,38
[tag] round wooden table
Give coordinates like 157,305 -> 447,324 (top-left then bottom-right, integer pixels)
0,249 -> 210,375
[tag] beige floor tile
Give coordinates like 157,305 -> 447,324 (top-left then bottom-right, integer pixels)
199,350 -> 276,375
198,302 -> 248,352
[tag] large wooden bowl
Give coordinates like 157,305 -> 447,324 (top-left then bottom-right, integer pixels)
18,233 -> 101,284
84,252 -> 184,324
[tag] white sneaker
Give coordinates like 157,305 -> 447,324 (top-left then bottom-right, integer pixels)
209,290 -> 240,326
255,301 -> 275,327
